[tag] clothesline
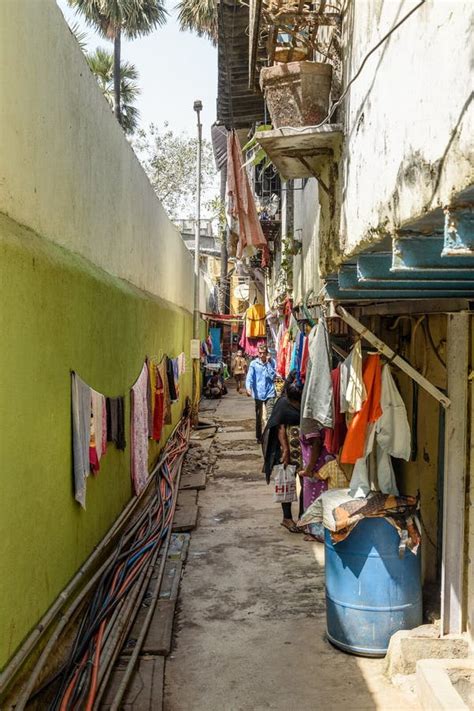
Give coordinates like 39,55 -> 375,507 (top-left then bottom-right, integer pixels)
71,350 -> 187,509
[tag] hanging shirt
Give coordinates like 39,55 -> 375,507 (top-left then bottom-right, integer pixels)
301,317 -> 334,428
341,353 -> 383,464
245,357 -> 276,400
344,341 -> 367,413
348,364 -> 410,497
246,304 -> 267,338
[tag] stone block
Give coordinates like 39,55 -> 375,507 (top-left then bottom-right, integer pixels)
384,624 -> 470,677
416,658 -> 474,710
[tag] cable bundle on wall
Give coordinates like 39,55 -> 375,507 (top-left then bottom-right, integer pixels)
15,416 -> 190,711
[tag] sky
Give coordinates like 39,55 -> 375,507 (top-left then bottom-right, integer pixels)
57,1 -> 218,143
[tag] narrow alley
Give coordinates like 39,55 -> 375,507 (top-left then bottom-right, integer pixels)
165,386 -> 418,711
1,2 -> 473,710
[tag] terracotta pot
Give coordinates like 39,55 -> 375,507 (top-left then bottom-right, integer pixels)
260,61 -> 332,128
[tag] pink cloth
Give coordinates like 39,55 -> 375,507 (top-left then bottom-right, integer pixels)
227,130 -> 268,259
131,363 -> 150,496
300,428 -> 333,510
101,400 -> 107,456
239,321 -> 266,356
303,477 -> 328,511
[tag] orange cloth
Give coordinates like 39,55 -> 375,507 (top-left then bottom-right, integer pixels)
246,303 -> 266,338
340,354 -> 383,464
227,130 -> 268,259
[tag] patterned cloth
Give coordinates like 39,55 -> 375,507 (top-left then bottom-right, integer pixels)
303,477 -> 328,511
298,490 -> 420,550
131,363 -> 150,496
285,425 -> 302,469
71,372 -> 92,509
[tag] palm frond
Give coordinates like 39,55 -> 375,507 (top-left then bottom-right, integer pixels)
69,20 -> 89,51
68,0 -> 168,39
175,0 -> 217,44
86,47 -> 141,133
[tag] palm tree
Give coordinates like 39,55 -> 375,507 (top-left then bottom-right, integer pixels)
87,48 -> 141,134
175,0 -> 217,44
69,0 -> 167,126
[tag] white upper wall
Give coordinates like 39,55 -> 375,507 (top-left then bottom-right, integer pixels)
293,178 -> 321,303
0,0 -> 194,313
339,0 -> 473,256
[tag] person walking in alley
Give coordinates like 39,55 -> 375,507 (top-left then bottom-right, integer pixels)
246,343 -> 276,442
261,379 -> 304,532
232,349 -> 247,393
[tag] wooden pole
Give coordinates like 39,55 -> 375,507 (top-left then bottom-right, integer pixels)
441,312 -> 470,634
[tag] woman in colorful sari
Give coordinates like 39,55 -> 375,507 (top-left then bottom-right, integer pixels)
299,417 -> 336,541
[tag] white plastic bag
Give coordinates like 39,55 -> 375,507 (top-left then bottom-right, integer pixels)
273,464 -> 297,503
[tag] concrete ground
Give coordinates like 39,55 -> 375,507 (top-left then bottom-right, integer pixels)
165,386 -> 419,711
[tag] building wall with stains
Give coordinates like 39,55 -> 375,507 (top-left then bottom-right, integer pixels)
293,178 -> 322,304
328,0 -> 474,270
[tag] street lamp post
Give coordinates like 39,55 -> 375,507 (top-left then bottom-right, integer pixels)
193,99 -> 203,341
192,100 -> 203,420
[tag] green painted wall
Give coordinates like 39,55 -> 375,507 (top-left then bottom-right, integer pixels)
0,213 -> 193,669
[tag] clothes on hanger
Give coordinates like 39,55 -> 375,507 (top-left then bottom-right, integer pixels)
342,340 -> 367,414
341,353 -> 382,464
301,316 -> 334,429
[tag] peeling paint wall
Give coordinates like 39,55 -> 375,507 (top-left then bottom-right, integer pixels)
335,0 -> 473,264
293,178 -> 322,303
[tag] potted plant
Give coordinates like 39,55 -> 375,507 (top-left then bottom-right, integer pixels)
260,60 -> 332,129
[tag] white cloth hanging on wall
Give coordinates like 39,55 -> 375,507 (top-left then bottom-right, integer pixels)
344,341 -> 367,413
301,317 -> 334,428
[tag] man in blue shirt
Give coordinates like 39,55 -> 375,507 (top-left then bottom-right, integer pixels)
246,343 -> 277,442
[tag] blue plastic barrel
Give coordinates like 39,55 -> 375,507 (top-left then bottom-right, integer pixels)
325,518 -> 422,657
